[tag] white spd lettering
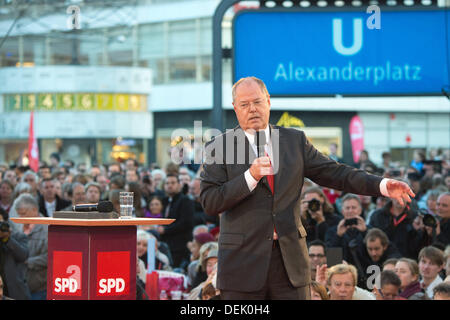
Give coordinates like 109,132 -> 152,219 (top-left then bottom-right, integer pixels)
98,278 -> 125,294
54,278 -> 78,293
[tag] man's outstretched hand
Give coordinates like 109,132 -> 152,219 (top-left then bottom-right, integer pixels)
386,179 -> 415,207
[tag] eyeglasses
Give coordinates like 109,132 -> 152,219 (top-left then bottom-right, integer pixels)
237,99 -> 265,110
309,254 -> 326,259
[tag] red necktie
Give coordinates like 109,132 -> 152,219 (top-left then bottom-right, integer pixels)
265,151 -> 274,195
265,151 -> 277,241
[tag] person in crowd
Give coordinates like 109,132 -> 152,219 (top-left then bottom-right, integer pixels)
126,182 -> 144,217
188,249 -> 218,300
419,189 -> 441,215
418,246 -> 444,299
301,186 -> 341,242
109,189 -> 123,214
349,228 -> 401,280
433,282 -> 450,300
325,263 -> 374,300
308,240 -> 328,281
107,163 -> 122,178
151,169 -> 166,191
85,182 -> 101,204
14,194 -> 48,300
395,258 -> 427,300
189,241 -> 218,290
383,258 -> 399,271
381,152 -> 394,173
157,174 -> 194,270
38,165 -> 52,180
20,170 -> 40,200
357,150 -> 377,171
38,178 -> 71,217
368,195 -> 422,259
109,174 -> 126,191
137,229 -> 171,272
0,215 -> 31,300
410,150 -> 426,176
2,169 -> 18,188
435,192 -> 450,245
125,159 -> 138,172
189,177 -> 209,226
327,143 -> 342,163
61,182 -> 86,211
0,180 -> 14,217
125,169 -> 139,183
95,174 -> 110,201
144,196 -> 164,219
187,232 -> 215,287
316,263 -> 375,300
373,270 -> 406,300
444,245 -> 450,282
310,280 -> 329,300
326,194 -> 368,263
49,152 -> 61,172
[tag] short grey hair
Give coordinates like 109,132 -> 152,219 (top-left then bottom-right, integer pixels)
232,76 -> 270,103
21,170 -> 39,184
151,169 -> 166,180
13,193 -> 39,211
14,182 -> 33,197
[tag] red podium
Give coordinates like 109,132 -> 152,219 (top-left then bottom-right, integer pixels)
11,217 -> 174,300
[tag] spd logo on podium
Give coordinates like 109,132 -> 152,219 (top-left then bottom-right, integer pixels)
96,251 -> 130,296
52,251 -> 82,296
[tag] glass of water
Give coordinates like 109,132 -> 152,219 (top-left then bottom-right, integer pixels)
119,192 -> 134,219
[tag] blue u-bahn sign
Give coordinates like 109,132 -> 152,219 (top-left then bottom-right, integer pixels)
233,9 -> 450,96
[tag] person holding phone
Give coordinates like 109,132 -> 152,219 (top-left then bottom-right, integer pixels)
325,194 -> 368,264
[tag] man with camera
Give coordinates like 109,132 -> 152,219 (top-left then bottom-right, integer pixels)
0,215 -> 31,300
326,194 -> 368,256
300,187 -> 341,243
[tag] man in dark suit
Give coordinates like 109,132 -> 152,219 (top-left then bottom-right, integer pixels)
157,174 -> 194,270
200,76 -> 415,300
38,178 -> 71,217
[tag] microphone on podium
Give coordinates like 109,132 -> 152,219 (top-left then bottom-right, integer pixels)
73,200 -> 113,213
256,130 -> 266,158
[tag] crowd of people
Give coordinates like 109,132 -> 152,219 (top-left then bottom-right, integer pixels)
0,146 -> 449,300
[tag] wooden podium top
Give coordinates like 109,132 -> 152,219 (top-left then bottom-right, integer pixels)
10,217 -> 175,227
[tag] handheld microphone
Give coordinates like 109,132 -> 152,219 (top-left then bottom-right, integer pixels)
73,200 -> 113,213
256,130 -> 266,158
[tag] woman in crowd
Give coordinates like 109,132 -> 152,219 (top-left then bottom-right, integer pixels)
310,280 -> 329,300
145,196 -> 164,218
395,258 -> 427,300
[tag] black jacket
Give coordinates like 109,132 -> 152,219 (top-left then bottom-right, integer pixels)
161,192 -> 194,253
38,195 -> 71,217
368,200 -> 422,259
305,212 -> 342,243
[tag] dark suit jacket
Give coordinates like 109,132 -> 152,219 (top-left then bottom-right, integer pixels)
200,125 -> 383,292
160,192 -> 194,253
38,195 -> 71,217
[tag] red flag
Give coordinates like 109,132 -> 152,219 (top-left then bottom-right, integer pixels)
28,111 -> 39,172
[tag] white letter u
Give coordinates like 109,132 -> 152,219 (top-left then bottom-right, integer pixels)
332,18 -> 363,56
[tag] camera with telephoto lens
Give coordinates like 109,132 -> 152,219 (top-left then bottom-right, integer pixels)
419,208 -> 438,228
0,221 -> 10,233
308,199 -> 321,213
